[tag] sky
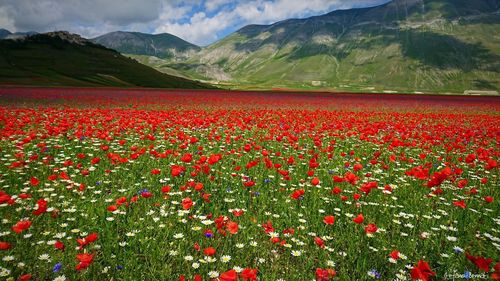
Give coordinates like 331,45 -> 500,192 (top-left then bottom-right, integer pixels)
0,0 -> 390,46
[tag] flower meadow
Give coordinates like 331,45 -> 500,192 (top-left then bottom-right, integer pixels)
0,88 -> 498,281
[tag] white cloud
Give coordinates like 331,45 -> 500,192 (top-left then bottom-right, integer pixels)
155,10 -> 236,45
155,0 -> 389,45
205,0 -> 233,12
0,0 -> 390,44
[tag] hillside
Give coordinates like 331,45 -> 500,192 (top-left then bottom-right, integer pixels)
0,31 -> 211,89
157,0 -> 500,93
92,31 -> 200,60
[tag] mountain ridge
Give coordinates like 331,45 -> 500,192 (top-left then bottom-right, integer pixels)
92,31 -> 200,60
0,31 -> 211,89
156,0 -> 499,93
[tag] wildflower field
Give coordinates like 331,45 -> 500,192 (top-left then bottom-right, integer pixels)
0,88 -> 498,281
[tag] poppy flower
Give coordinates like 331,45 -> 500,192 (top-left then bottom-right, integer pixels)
262,221 -> 274,233
54,241 -> 65,251
75,253 -> 94,270
466,253 -> 492,272
182,197 -> 193,210
203,247 -> 216,256
30,177 -> 40,186
291,189 -> 305,200
311,177 -> 320,186
240,268 -> 258,281
410,260 -> 436,281
19,274 -> 31,281
453,200 -> 467,209
161,186 -> 171,193
389,250 -> 400,260
353,213 -> 364,224
314,236 -> 325,248
12,220 -> 32,234
32,198 -> 48,216
232,209 -> 244,217
365,223 -> 378,235
107,205 -> 118,212
219,269 -> 238,281
181,153 -> 193,163
323,215 -> 335,225
77,233 -> 98,249
226,221 -> 239,234
316,268 -> 337,281
484,196 -> 494,203
0,241 -> 11,250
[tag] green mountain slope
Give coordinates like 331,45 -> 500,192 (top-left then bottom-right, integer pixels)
0,31 -> 211,89
92,31 -> 200,59
158,0 -> 500,93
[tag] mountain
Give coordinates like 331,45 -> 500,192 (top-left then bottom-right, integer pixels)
158,0 -> 500,93
0,31 -> 211,89
0,29 -> 11,39
0,29 -> 38,40
92,31 -> 200,60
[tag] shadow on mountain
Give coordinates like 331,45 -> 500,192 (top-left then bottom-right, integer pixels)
473,79 -> 498,90
280,28 -> 499,73
400,30 -> 499,72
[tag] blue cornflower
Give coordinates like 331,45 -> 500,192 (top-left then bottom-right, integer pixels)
264,178 -> 271,183
368,269 -> 381,278
53,262 -> 62,273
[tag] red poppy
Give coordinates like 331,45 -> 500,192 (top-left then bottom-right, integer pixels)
226,221 -> 239,234
161,186 -> 171,193
181,153 -> 193,163
261,221 -> 274,233
323,215 -> 335,225
0,241 -> 11,250
314,236 -> 325,248
75,253 -> 94,270
240,268 -> 258,281
107,205 -> 118,212
30,177 -> 39,186
410,260 -> 436,281
54,241 -> 65,251
316,268 -> 337,281
12,220 -> 32,234
182,197 -> 193,210
453,200 -> 467,209
311,177 -> 320,186
219,269 -> 238,281
32,198 -> 48,216
466,253 -> 492,272
353,214 -> 364,224
291,189 -> 305,200
77,233 -> 98,249
365,223 -> 378,235
232,209 -> 244,217
389,250 -> 400,260
203,247 -> 216,256
484,196 -> 494,203
19,274 -> 32,281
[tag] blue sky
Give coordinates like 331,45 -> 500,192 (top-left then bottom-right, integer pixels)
0,0 -> 390,45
